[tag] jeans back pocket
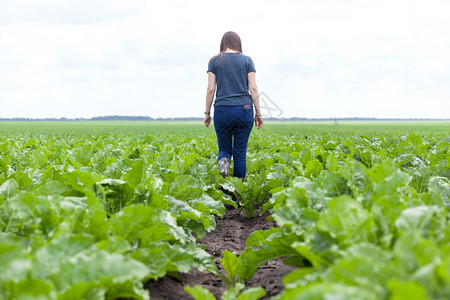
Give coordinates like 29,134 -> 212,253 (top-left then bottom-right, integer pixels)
242,105 -> 253,122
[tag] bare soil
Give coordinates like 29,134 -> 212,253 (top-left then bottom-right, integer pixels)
145,204 -> 295,299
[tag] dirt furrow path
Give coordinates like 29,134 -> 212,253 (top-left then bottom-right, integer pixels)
146,205 -> 295,299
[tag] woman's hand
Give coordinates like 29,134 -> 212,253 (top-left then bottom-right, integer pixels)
255,115 -> 263,129
204,114 -> 211,128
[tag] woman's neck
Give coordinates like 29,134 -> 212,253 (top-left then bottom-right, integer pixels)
224,48 -> 238,53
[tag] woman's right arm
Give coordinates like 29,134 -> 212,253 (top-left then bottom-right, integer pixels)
248,72 -> 263,129
204,72 -> 216,128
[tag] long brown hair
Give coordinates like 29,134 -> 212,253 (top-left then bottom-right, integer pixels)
209,31 -> 243,66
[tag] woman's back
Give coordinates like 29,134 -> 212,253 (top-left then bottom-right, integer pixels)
208,53 -> 255,106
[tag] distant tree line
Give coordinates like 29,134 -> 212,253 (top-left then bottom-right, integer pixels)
0,116 -> 448,121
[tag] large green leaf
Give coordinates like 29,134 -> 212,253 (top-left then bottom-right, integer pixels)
305,160 -> 323,179
220,251 -> 243,288
317,196 -> 376,247
185,285 -> 216,300
241,228 -> 300,279
279,282 -> 378,300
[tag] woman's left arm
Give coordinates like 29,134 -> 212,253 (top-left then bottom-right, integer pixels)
204,72 -> 216,128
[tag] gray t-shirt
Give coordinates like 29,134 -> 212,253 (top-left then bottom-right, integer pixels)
207,53 -> 256,107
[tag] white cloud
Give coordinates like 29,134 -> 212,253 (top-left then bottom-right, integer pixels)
0,0 -> 449,119
0,0 -> 140,24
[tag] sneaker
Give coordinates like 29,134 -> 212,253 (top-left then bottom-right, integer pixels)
218,157 -> 231,178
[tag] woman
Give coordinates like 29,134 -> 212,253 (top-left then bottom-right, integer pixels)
203,31 -> 263,180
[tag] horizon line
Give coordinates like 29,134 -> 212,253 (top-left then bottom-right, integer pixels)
0,116 -> 449,122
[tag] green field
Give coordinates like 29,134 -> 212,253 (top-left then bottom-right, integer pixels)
1,120 -> 449,134
0,121 -> 449,299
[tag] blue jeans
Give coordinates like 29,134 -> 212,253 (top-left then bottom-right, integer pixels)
214,105 -> 254,178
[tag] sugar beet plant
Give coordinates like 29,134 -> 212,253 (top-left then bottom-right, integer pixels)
221,170 -> 287,218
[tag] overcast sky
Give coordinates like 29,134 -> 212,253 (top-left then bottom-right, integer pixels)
1,0 -> 449,119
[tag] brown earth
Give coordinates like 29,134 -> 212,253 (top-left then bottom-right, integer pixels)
145,204 -> 296,299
